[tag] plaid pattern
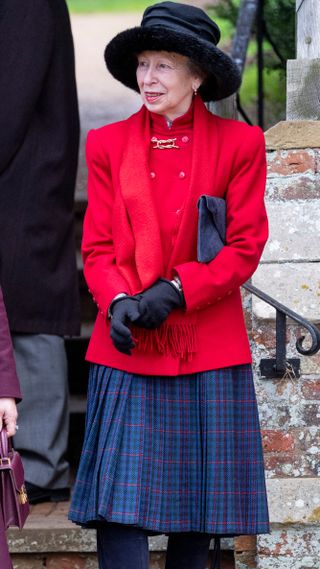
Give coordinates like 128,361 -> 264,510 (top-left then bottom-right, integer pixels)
69,364 -> 269,534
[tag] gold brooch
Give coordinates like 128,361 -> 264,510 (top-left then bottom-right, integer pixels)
151,137 -> 179,149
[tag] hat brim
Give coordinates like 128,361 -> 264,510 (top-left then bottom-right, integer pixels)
105,26 -> 241,102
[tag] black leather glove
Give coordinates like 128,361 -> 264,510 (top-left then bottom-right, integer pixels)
135,278 -> 184,329
110,296 -> 141,355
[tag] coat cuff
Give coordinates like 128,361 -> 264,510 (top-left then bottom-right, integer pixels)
107,293 -> 128,319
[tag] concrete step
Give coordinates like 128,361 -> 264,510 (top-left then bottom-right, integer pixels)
8,502 -> 236,568
8,501 -> 96,569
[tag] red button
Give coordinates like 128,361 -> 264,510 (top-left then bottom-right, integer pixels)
182,136 -> 189,143
150,171 -> 156,179
179,171 -> 186,179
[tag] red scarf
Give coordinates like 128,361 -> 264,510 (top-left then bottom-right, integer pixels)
117,97 -> 219,359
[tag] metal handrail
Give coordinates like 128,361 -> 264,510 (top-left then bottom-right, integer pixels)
243,281 -> 320,378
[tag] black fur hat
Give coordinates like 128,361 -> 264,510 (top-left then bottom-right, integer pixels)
104,1 -> 241,102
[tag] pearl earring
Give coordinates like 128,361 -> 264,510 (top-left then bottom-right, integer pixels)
193,87 -> 198,96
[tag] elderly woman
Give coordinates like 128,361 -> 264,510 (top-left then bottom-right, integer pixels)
0,286 -> 21,569
69,2 -> 269,568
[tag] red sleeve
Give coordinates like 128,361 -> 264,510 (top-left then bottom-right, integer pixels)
82,130 -> 130,317
174,126 -> 268,312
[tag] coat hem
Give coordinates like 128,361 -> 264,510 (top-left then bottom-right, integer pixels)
9,319 -> 81,337
84,354 -> 253,376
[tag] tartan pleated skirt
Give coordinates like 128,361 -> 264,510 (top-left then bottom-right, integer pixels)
69,363 -> 269,535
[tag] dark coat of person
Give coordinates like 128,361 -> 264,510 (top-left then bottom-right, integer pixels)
0,0 -> 80,336
0,286 -> 21,400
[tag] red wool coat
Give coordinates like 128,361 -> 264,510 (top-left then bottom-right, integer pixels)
82,97 -> 268,375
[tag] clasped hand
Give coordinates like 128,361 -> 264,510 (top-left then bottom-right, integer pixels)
110,279 -> 183,355
0,398 -> 18,437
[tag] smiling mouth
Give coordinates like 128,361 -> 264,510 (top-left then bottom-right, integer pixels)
144,92 -> 164,102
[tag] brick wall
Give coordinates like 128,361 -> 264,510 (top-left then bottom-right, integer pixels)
242,121 -> 320,569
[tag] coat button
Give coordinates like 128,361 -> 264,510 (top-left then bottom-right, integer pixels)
150,171 -> 156,179
179,171 -> 186,179
181,136 -> 189,143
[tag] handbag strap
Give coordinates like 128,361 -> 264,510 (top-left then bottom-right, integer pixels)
0,428 -> 12,459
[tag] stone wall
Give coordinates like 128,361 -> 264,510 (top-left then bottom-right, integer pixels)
243,121 -> 320,569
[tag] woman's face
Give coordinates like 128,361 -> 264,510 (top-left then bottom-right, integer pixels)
136,51 -> 201,121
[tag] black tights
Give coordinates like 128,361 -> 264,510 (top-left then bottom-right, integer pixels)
97,523 -> 220,569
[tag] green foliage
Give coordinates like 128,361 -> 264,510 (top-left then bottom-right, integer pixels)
66,0 -> 159,12
263,0 -> 295,69
212,0 -> 239,24
212,0 -> 295,72
208,0 -> 295,126
240,64 -> 286,125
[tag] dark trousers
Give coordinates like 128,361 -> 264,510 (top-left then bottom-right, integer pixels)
13,334 -> 69,489
97,523 -> 216,569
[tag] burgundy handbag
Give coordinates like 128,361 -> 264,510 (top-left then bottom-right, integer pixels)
0,429 -> 29,529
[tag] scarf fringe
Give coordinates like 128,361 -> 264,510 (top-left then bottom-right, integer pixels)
132,322 -> 198,361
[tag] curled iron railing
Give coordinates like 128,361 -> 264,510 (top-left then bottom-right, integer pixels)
243,282 -> 320,378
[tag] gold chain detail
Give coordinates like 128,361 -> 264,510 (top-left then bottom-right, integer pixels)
151,137 -> 180,149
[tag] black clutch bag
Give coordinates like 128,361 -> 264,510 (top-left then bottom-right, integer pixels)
197,195 -> 226,263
